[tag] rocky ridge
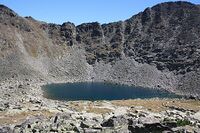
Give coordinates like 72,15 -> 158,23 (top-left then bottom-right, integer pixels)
0,1 -> 200,96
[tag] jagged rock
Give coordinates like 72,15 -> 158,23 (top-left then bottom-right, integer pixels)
4,102 -> 9,109
18,84 -> 23,88
0,107 -> 5,111
101,115 -> 127,127
128,123 -> 172,133
101,118 -> 114,127
83,128 -> 102,133
138,116 -> 160,125
29,99 -> 42,104
0,4 -> 17,17
191,111 -> 200,121
53,116 -> 58,123
80,122 -> 90,128
172,126 -> 200,133
0,127 -> 12,133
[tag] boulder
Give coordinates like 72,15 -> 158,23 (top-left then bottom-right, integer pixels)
101,115 -> 127,127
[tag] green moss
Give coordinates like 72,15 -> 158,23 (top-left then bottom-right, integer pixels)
163,118 -> 191,127
176,119 -> 191,127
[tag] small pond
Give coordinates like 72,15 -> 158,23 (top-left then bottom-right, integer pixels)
42,82 -> 181,101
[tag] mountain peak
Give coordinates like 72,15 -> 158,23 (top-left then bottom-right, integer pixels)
0,4 -> 17,17
155,1 -> 195,6
151,1 -> 197,12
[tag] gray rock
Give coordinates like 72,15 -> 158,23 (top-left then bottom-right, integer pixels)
0,127 -> 12,133
101,115 -> 127,127
138,116 -> 160,125
80,122 -> 90,129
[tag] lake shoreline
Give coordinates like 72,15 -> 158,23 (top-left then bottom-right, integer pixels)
0,79 -> 200,132
42,82 -> 182,101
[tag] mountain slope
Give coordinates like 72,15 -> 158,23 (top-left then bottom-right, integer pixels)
0,1 -> 200,96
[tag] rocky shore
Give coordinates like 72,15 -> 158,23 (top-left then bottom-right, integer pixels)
0,80 -> 200,133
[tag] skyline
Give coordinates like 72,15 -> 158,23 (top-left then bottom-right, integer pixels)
0,0 -> 200,25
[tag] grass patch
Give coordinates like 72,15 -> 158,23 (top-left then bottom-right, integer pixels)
176,119 -> 191,127
0,110 -> 55,125
112,99 -> 200,113
68,102 -> 85,112
86,107 -> 112,114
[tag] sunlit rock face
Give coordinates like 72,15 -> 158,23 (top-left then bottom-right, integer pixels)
0,1 -> 200,96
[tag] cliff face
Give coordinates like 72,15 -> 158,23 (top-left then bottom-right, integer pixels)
0,1 -> 200,96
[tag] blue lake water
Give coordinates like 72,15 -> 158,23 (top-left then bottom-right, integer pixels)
42,82 -> 181,101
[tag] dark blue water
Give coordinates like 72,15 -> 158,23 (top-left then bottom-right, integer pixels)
42,82 -> 181,101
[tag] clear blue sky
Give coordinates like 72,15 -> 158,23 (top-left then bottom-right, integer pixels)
0,0 -> 199,25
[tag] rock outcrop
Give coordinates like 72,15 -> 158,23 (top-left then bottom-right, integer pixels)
1,99 -> 200,133
0,1 -> 200,96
